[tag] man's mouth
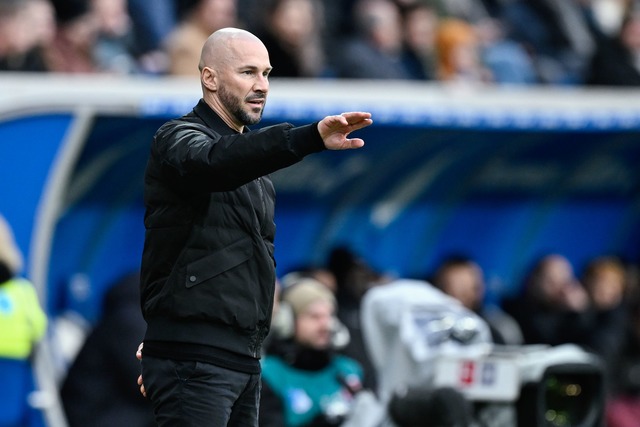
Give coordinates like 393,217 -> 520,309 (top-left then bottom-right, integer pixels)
247,97 -> 265,107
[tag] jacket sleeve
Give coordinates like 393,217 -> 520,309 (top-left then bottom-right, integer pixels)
152,121 -> 325,192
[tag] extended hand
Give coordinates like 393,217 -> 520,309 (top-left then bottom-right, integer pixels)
318,112 -> 372,150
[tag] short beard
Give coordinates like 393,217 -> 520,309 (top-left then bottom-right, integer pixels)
218,84 -> 263,126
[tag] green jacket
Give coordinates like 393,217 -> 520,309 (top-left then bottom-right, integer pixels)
261,353 -> 363,427
0,278 -> 47,359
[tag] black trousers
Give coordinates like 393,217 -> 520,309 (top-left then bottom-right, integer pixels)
141,357 -> 261,427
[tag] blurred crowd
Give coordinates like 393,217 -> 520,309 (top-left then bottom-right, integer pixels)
1,0 -> 640,86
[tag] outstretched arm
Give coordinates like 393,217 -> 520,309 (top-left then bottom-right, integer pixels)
318,112 -> 372,150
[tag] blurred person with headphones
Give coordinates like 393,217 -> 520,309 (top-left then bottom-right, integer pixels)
259,278 -> 362,427
0,214 -> 47,427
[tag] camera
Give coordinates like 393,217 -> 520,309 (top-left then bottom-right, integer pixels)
356,279 -> 605,427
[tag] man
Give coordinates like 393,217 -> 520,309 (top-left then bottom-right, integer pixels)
432,255 -> 523,345
138,27 -> 372,426
260,278 -> 363,427
502,254 -> 590,346
164,0 -> 238,76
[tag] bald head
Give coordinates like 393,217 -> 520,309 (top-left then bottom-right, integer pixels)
199,27 -> 266,71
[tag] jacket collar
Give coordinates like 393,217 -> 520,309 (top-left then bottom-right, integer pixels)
193,98 -> 248,135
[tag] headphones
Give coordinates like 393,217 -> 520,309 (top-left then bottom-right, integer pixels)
270,283 -> 351,350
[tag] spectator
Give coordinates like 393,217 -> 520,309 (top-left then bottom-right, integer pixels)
313,0 -> 358,55
583,254 -> 629,313
581,256 -> 630,388
586,2 -> 640,86
584,0 -> 629,38
60,271 -> 154,427
431,254 -> 523,345
251,0 -> 331,78
126,0 -> 175,74
0,0 -> 54,72
423,0 -> 537,84
501,0 -> 595,84
163,0 -> 238,76
91,0 -> 140,74
333,0 -> 416,79
260,278 -> 363,427
0,214 -> 48,427
400,1 -> 439,80
502,253 -> 591,346
475,16 -> 538,84
23,0 -> 56,56
434,18 -> 493,84
0,0 -> 29,69
45,0 -> 102,73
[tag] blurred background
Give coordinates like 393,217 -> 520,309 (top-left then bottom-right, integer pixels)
2,0 -> 640,426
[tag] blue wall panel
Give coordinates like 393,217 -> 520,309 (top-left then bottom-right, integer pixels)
0,114 -> 72,269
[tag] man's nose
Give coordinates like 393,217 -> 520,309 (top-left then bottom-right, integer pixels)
254,75 -> 269,93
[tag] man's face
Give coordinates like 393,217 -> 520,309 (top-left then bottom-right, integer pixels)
440,265 -> 484,311
539,257 -> 575,303
201,0 -> 237,34
216,38 -> 271,127
586,269 -> 625,310
294,300 -> 334,350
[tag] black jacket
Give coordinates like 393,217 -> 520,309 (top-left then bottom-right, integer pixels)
140,99 -> 324,361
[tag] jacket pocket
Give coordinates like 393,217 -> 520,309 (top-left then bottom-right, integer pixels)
185,237 -> 253,288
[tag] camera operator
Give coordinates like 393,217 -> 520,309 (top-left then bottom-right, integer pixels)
259,278 -> 363,427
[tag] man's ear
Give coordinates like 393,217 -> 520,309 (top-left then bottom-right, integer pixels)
201,67 -> 217,91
